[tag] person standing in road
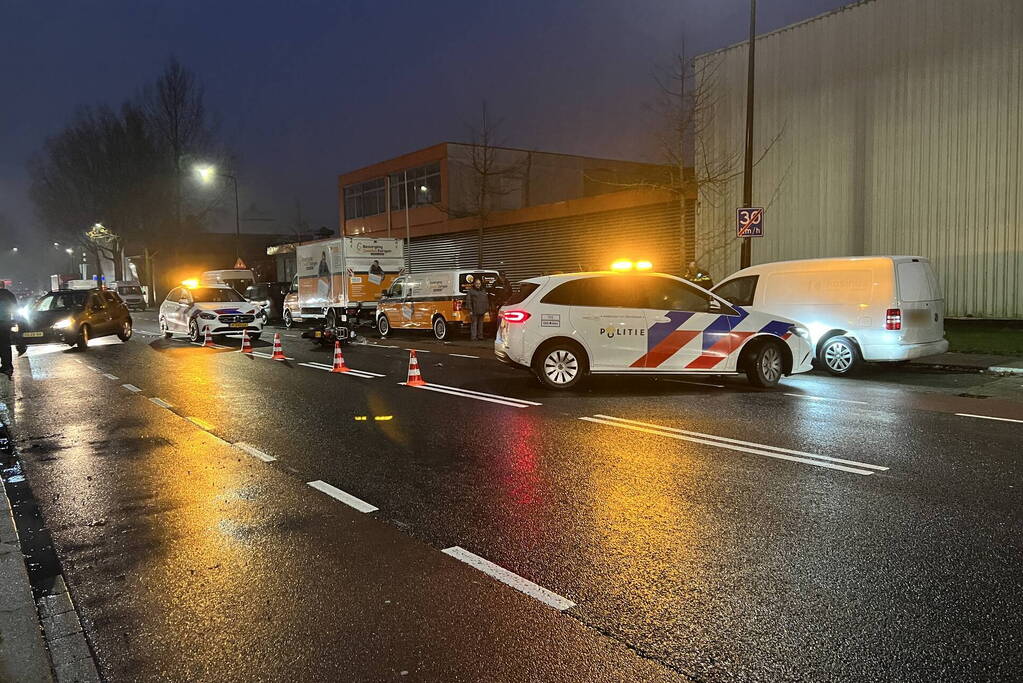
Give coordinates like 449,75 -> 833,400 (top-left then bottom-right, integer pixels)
0,282 -> 18,379
465,278 -> 490,341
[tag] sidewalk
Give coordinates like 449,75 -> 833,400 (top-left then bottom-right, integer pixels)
910,352 -> 1023,375
0,389 -> 54,682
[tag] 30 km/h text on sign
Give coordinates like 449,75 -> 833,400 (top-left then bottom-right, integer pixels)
737,207 -> 764,238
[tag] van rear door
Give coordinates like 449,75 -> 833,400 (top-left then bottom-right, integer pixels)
895,259 -> 944,344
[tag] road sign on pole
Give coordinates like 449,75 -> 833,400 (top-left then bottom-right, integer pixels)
737,208 -> 764,238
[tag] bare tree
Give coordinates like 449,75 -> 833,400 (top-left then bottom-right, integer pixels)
442,102 -> 526,268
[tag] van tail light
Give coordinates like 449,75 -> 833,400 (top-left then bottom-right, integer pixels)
500,310 -> 531,324
885,308 -> 902,330
453,299 -> 463,312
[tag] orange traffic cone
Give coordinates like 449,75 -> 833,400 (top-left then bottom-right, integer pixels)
406,350 -> 426,386
331,341 -> 349,372
203,326 -> 214,347
240,329 -> 253,354
271,332 -> 287,360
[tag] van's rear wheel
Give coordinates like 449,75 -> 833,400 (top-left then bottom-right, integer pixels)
283,309 -> 294,328
433,316 -> 448,341
819,336 -> 860,376
534,341 -> 587,390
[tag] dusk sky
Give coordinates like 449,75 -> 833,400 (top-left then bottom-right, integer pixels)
1,0 -> 849,246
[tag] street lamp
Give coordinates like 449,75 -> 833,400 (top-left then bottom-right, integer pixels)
194,164 -> 241,260
11,247 -> 17,253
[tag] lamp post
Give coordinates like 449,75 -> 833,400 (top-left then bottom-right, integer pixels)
195,165 -> 242,261
740,0 -> 757,270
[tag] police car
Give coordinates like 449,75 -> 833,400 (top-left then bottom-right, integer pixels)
159,282 -> 263,343
495,270 -> 813,389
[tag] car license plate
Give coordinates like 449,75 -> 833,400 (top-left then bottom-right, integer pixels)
230,322 -> 248,328
23,331 -> 44,338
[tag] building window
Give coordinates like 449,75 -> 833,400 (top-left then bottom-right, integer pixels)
344,177 -> 386,219
389,162 -> 441,210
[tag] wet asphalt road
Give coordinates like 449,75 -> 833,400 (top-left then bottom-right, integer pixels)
3,313 -> 1022,682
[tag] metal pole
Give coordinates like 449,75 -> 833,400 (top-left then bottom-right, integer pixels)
403,169 -> 411,273
740,0 -> 757,270
231,174 -> 241,261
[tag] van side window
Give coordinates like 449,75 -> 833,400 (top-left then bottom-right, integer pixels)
713,276 -> 758,307
640,277 -> 710,312
388,279 -> 405,298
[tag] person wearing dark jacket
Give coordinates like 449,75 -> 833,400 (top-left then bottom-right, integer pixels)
465,279 -> 490,341
0,283 -> 17,379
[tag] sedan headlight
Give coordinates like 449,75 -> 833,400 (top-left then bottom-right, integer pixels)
198,312 -> 217,320
51,317 -> 73,329
788,324 -> 810,341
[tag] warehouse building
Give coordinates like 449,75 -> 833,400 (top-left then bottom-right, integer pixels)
694,0 -> 1022,318
336,143 -> 695,281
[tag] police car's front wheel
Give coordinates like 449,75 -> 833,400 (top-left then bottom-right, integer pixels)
534,341 -> 587,390
745,341 -> 785,388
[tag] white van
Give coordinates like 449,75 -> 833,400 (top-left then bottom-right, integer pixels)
711,256 -> 949,375
200,269 -> 255,294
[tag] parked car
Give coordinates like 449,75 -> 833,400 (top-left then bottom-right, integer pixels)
376,269 -> 506,341
495,271 -> 813,389
711,256 -> 949,375
109,280 -> 147,311
244,282 -> 291,324
159,284 -> 263,343
15,289 -> 133,351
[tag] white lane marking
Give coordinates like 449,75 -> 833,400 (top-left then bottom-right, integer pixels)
300,362 -> 384,378
235,442 -> 276,462
664,379 -> 725,388
102,373 -> 119,380
784,393 -> 868,405
251,351 -> 295,360
365,343 -> 399,348
405,348 -> 430,353
73,359 -> 82,364
441,546 -> 575,612
86,365 -> 99,371
582,415 -> 883,475
400,382 -> 540,408
186,416 -> 214,431
306,480 -> 378,513
148,397 -> 173,409
955,413 -> 1023,424
121,384 -> 142,393
450,353 -> 480,359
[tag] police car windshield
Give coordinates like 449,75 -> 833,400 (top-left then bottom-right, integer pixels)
34,292 -> 88,311
190,287 -> 244,302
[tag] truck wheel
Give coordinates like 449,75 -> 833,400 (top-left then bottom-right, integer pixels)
745,340 -> 784,387
326,309 -> 338,329
819,336 -> 860,376
433,316 -> 448,341
377,315 -> 390,337
533,340 -> 587,390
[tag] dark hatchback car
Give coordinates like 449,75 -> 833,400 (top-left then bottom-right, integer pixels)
244,282 -> 290,323
16,289 -> 133,351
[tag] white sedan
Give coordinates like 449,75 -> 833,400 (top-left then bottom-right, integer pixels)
159,284 -> 263,343
495,271 -> 814,389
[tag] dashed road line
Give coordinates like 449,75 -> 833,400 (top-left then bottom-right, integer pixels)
400,382 -> 541,408
85,365 -> 99,371
148,397 -> 173,409
955,413 -> 1023,424
235,442 -> 276,462
784,393 -> 868,405
405,348 -> 430,353
581,414 -> 886,475
251,351 -> 295,360
121,384 -> 142,393
449,353 -> 480,359
299,362 -> 385,379
186,416 -> 214,431
306,480 -> 379,513
441,546 -> 575,612
102,373 -> 119,380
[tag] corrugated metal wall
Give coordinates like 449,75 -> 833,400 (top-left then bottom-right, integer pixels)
410,202 -> 683,281
695,0 -> 1023,317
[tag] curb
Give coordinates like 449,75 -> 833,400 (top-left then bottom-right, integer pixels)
910,362 -> 1023,375
0,470 -> 55,682
986,366 -> 1023,376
